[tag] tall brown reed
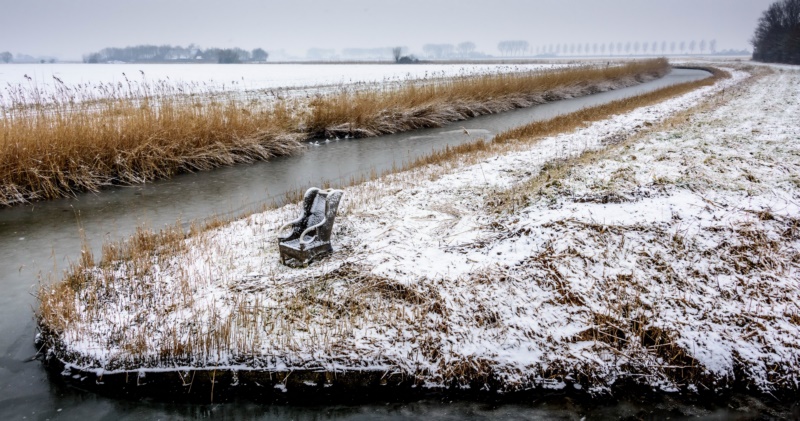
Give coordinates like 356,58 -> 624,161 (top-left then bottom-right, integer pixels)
2,59 -> 668,206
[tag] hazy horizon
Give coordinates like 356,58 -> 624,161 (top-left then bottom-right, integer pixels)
1,0 -> 773,60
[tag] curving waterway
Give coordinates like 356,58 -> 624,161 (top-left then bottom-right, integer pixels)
3,68 -> 777,419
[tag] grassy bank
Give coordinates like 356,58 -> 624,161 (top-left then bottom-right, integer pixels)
34,64 -> 759,395
1,59 -> 668,206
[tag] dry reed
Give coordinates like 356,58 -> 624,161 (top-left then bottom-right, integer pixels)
2,59 -> 668,206
487,66 -> 730,212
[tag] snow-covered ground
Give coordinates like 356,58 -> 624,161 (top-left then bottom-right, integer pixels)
44,64 -> 800,395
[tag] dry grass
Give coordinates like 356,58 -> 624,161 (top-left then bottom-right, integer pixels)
303,59 -> 669,138
38,60 -> 749,385
1,76 -> 304,206
2,59 -> 668,206
487,66 -> 731,213
36,63 -> 717,343
386,66 -> 730,196
35,63 -> 800,397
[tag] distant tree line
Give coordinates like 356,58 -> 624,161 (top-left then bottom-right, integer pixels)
420,42 -> 486,59
497,40 -> 529,56
490,39 -> 737,57
305,48 -> 336,60
752,0 -> 800,64
83,44 -> 269,64
536,40 -> 717,56
0,51 -> 58,63
341,47 -> 396,60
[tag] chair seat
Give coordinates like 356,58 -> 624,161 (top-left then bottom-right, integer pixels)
278,240 -> 333,266
279,236 -> 324,251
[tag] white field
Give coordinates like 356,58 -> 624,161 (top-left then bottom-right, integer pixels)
45,63 -> 800,394
0,62 -> 566,97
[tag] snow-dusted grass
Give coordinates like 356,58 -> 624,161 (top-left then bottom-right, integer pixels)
487,67 -> 800,393
37,63 -> 799,397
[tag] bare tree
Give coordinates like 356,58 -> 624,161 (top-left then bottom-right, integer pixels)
752,0 -> 800,64
442,44 -> 455,57
457,41 -> 476,57
251,48 -> 268,62
689,40 -> 697,54
84,53 -> 103,63
521,41 -> 530,55
498,40 -> 528,56
709,39 -> 717,54
679,41 -> 686,53
642,42 -> 649,54
0,51 -> 11,63
699,39 -> 707,54
661,41 -> 668,54
424,44 -> 439,58
423,44 -> 450,58
392,47 -> 402,62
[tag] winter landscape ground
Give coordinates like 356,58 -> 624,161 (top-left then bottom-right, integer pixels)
35,61 -> 800,404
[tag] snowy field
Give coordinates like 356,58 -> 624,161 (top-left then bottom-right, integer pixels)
0,62 -> 566,94
42,63 -> 800,395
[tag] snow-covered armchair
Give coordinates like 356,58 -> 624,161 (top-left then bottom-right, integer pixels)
277,187 -> 344,265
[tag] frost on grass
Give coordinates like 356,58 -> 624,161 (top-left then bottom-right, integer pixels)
38,66 -> 800,395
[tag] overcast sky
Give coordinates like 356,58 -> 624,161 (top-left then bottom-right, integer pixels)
1,0 -> 773,60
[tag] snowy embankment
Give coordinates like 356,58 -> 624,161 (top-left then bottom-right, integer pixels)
40,65 -> 800,396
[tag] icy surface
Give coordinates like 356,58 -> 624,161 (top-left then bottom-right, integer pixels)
47,64 -> 800,394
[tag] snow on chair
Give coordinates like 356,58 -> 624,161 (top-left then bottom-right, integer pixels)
277,187 -> 344,266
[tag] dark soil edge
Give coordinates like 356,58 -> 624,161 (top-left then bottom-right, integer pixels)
39,348 -> 800,410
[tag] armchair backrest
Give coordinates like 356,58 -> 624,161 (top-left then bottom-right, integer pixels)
283,187 -> 320,240
284,188 -> 344,243
315,189 -> 344,242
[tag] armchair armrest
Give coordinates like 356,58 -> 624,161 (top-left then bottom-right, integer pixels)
299,217 -> 327,245
277,216 -> 305,238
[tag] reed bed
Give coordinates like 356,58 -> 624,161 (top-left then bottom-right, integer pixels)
2,59 -> 668,206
